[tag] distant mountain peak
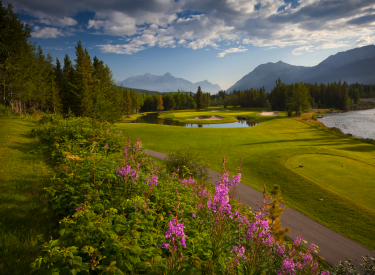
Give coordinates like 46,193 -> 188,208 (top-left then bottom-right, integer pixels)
226,45 -> 375,93
118,72 -> 221,94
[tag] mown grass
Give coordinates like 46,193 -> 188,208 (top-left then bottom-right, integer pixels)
116,107 -> 375,250
0,118 -> 54,274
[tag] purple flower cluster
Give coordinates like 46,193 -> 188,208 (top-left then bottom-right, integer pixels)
117,164 -> 139,181
231,245 -> 245,264
181,177 -> 195,188
218,172 -> 241,188
164,218 -> 186,249
145,175 -> 158,186
207,183 -> 232,216
275,244 -> 285,257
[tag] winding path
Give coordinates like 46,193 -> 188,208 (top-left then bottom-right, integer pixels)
145,149 -> 375,270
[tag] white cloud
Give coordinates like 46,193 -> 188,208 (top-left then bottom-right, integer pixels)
39,16 -> 77,27
97,44 -> 145,55
354,36 -> 375,47
31,27 -> 64,38
88,12 -> 137,36
8,0 -> 375,55
217,46 -> 248,57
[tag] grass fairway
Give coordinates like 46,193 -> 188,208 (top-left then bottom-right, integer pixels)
117,108 -> 375,250
0,118 -> 53,274
287,154 -> 375,211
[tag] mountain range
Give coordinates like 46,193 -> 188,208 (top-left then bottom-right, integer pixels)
226,45 -> 375,93
118,72 -> 221,94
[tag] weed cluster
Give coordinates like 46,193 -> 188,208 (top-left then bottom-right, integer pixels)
30,115 -> 331,274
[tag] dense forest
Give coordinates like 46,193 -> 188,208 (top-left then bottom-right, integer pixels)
0,3 -> 151,122
211,80 -> 375,113
269,79 -> 375,112
210,88 -> 268,108
140,87 -> 210,112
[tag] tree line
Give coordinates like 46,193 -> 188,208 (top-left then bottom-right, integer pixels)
0,2 -> 141,122
210,88 -> 268,108
140,86 -> 211,112
269,78 -> 375,112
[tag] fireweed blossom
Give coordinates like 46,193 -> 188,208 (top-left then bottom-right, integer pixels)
231,245 -> 246,264
207,182 -> 232,216
116,164 -> 139,181
145,175 -> 158,186
181,177 -> 195,188
164,218 -> 187,250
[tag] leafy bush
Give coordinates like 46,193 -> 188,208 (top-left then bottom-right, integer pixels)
30,114 -> 331,274
329,255 -> 375,275
165,148 -> 209,181
0,104 -> 13,117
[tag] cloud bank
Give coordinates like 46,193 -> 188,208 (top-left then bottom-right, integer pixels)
6,0 -> 375,54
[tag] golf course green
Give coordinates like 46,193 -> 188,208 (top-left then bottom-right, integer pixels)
117,107 -> 375,250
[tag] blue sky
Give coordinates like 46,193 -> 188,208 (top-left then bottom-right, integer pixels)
5,0 -> 375,91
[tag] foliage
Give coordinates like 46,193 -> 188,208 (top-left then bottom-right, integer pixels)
266,185 -> 290,243
287,82 -> 311,116
329,255 -> 375,275
0,103 -> 13,117
0,3 -> 139,121
165,147 -> 209,181
270,79 -> 375,111
141,90 -> 196,112
30,114 -> 331,274
156,94 -> 164,113
124,89 -> 133,118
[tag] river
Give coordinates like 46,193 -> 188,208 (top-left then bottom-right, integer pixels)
318,109 -> 375,140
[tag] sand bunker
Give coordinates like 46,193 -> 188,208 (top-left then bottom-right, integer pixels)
257,111 -> 278,116
212,110 -> 220,112
187,115 -> 224,120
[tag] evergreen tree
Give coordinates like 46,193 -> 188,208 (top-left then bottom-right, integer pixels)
62,54 -> 78,115
287,82 -> 310,116
75,41 -> 94,117
156,94 -> 164,113
124,88 -> 132,118
0,2 -> 34,112
195,86 -> 203,110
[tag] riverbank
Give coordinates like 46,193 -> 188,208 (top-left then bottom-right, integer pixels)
318,108 -> 375,140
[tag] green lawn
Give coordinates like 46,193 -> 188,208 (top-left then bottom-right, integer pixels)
287,154 -> 375,211
117,107 -> 375,250
0,118 -> 54,274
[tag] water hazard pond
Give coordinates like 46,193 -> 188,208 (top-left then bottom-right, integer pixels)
133,115 -> 257,128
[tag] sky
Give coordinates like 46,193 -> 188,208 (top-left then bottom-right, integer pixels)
5,0 -> 375,91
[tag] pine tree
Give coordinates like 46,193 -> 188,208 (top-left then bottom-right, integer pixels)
195,86 -> 203,111
124,89 -> 133,118
62,54 -> 78,115
75,41 -> 94,117
0,2 -> 34,112
156,94 -> 164,113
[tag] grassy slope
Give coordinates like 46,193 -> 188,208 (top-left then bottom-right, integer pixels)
0,118 -> 53,274
116,108 -> 375,250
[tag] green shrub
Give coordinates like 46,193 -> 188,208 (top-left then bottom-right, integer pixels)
165,148 -> 209,181
312,114 -> 318,121
0,104 -> 13,117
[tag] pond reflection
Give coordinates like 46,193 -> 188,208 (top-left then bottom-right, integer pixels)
133,115 -> 257,128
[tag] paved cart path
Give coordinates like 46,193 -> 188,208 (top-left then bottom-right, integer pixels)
145,149 -> 375,270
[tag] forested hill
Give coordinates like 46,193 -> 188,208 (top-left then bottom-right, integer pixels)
227,45 -> 375,93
